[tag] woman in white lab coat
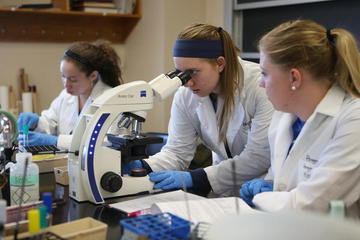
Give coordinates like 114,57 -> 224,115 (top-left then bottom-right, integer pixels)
17,40 -> 123,150
239,20 -> 360,218
129,24 -> 273,196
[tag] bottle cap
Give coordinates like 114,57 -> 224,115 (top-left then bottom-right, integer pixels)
37,205 -> 47,229
42,192 -> 53,214
28,209 -> 40,233
15,152 -> 32,163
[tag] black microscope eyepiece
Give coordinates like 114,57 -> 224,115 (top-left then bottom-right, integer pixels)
176,71 -> 192,85
165,70 -> 180,79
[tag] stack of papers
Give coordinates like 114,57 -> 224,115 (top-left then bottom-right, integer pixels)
109,190 -> 260,224
109,190 -> 204,214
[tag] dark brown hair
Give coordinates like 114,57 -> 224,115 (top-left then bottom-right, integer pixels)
63,39 -> 123,87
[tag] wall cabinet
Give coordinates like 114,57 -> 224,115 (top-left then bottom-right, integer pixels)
0,0 -> 141,43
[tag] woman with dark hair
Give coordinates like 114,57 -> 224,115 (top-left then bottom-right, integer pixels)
17,40 -> 123,150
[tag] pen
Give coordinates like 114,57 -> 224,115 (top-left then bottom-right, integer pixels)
127,208 -> 152,217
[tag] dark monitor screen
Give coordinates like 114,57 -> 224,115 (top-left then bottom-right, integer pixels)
240,0 -> 360,52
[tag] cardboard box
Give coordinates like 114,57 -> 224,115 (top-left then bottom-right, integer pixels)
5,217 -> 107,240
32,154 -> 67,173
54,166 -> 69,185
48,217 -> 107,240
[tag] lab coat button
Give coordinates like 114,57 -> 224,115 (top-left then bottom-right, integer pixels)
278,183 -> 287,191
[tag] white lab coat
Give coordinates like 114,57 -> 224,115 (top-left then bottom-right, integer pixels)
146,58 -> 273,196
253,84 -> 360,218
35,81 -> 111,150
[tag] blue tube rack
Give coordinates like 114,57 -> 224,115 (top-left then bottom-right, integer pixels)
120,212 -> 192,240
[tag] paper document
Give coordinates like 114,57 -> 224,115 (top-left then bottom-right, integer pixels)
109,190 -> 204,213
151,197 -> 260,224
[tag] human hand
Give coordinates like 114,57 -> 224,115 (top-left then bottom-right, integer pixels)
240,179 -> 273,207
18,131 -> 58,146
149,170 -> 193,190
17,113 -> 39,131
122,160 -> 143,175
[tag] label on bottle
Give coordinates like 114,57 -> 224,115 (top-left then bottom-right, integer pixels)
10,175 -> 39,186
10,175 -> 39,206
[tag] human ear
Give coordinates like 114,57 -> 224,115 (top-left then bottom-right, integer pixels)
289,68 -> 302,90
216,56 -> 226,73
89,70 -> 99,83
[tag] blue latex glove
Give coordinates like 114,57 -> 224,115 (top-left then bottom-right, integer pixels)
240,179 -> 273,207
122,160 -> 143,175
18,113 -> 39,131
18,131 -> 58,146
149,170 -> 193,190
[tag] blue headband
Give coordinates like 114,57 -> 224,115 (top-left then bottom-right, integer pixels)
173,40 -> 224,58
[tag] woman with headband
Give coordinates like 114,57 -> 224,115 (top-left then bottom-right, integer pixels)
128,24 -> 274,196
17,40 -> 123,150
239,20 -> 360,217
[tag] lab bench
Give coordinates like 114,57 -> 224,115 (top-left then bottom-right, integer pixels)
6,172 -> 144,240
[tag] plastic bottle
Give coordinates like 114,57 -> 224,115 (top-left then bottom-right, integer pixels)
27,209 -> 40,233
329,200 -> 345,218
0,200 -> 6,240
10,152 -> 39,206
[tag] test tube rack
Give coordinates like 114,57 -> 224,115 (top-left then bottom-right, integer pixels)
120,212 -> 192,240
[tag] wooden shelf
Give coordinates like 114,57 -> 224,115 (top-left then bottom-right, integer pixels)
0,0 -> 142,43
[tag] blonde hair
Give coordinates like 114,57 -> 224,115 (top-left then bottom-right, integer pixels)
177,24 -> 243,142
259,19 -> 360,97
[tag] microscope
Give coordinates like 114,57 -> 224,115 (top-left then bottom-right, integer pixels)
68,71 -> 191,204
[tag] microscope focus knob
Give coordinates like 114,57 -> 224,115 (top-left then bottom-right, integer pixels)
100,172 -> 122,193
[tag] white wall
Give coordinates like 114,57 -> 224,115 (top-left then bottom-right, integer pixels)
0,42 -> 125,114
0,0 -> 226,133
126,0 -> 226,132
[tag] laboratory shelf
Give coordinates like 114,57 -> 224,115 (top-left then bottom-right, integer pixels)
0,0 -> 142,43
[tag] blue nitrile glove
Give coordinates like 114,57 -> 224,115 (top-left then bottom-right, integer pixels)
17,113 -> 39,131
240,179 -> 273,207
19,131 -> 58,146
149,170 -> 193,190
122,160 -> 143,175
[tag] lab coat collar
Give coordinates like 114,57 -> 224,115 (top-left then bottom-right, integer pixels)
312,84 -> 345,117
226,94 -> 244,145
273,84 -> 346,187
196,94 -> 220,153
196,93 -> 244,158
88,80 -> 110,102
287,84 -> 345,154
272,113 -> 296,180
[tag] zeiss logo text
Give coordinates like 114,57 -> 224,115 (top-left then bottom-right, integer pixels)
140,90 -> 146,97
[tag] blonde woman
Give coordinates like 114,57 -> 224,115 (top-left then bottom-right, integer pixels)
129,24 -> 273,196
240,20 -> 360,218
